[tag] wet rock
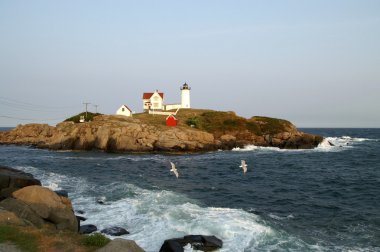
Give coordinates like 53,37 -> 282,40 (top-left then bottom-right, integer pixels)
76,215 -> 87,221
80,224 -> 97,234
101,226 -> 129,236
159,239 -> 184,252
160,235 -> 223,252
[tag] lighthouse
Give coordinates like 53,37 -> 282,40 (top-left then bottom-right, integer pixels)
180,83 -> 191,108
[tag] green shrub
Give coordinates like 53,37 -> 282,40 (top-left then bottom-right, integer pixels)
64,112 -> 103,123
82,233 -> 110,247
186,117 -> 199,128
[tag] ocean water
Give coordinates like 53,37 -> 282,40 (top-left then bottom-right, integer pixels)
0,128 -> 379,251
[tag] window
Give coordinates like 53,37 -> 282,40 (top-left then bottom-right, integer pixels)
122,108 -> 125,112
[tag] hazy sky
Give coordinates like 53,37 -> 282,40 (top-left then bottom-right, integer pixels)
1,0 -> 379,127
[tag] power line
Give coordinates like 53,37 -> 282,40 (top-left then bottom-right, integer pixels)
0,96 -> 79,109
0,115 -> 66,121
83,102 -> 91,119
0,97 -> 80,112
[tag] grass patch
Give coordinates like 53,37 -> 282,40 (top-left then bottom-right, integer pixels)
0,225 -> 38,252
250,116 -> 292,134
82,233 -> 110,247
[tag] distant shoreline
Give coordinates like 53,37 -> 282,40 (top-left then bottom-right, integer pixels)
0,127 -> 14,132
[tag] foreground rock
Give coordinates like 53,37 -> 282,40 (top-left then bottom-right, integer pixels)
96,238 -> 145,252
0,166 -> 41,200
0,111 -> 323,152
0,185 -> 78,232
160,235 -> 223,252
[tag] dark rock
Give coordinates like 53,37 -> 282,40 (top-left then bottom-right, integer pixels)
159,239 -> 184,252
160,235 -> 222,252
54,190 -> 68,198
0,187 -> 18,199
76,210 -> 85,215
76,215 -> 87,221
80,224 -> 97,234
0,166 -> 41,200
0,166 -> 41,189
101,226 -> 129,236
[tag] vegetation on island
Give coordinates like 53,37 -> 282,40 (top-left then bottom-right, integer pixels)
65,109 -> 294,136
174,109 -> 293,135
64,112 -> 103,123
0,224 -> 110,252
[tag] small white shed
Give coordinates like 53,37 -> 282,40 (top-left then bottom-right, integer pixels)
116,105 -> 132,117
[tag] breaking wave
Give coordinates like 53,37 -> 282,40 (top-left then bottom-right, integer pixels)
232,135 -> 375,153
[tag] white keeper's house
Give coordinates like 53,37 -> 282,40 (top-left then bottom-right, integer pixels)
143,83 -> 191,111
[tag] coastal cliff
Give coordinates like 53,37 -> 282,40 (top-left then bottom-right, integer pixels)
0,109 -> 323,152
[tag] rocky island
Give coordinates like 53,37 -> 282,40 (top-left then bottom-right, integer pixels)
0,109 -> 323,152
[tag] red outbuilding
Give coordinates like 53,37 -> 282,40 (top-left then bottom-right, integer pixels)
166,114 -> 178,127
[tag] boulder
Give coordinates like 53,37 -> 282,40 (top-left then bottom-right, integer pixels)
80,224 -> 97,234
0,198 -> 46,228
95,238 -> 145,252
160,235 -> 222,252
159,239 -> 184,252
101,226 -> 129,236
12,185 -> 78,232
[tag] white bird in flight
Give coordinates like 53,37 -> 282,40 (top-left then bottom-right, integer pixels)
170,161 -> 179,178
240,160 -> 248,174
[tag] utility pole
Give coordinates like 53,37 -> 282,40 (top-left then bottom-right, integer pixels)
83,102 -> 91,120
94,104 -> 98,114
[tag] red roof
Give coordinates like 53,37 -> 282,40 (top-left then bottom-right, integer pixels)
142,92 -> 164,99
166,114 -> 177,126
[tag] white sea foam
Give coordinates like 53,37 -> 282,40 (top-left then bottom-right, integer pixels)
232,145 -> 284,152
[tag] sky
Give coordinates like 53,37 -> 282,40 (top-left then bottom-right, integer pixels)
0,0 -> 379,127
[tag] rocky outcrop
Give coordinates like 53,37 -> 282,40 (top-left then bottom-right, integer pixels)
0,114 -> 322,152
0,116 -> 216,152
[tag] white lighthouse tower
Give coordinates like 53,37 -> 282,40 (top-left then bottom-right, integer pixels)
180,83 -> 191,108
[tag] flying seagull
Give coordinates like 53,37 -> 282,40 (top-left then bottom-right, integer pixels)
170,161 -> 179,178
240,160 -> 248,174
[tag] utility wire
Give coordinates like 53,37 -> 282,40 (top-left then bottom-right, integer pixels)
0,96 -> 80,111
0,115 -> 66,121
